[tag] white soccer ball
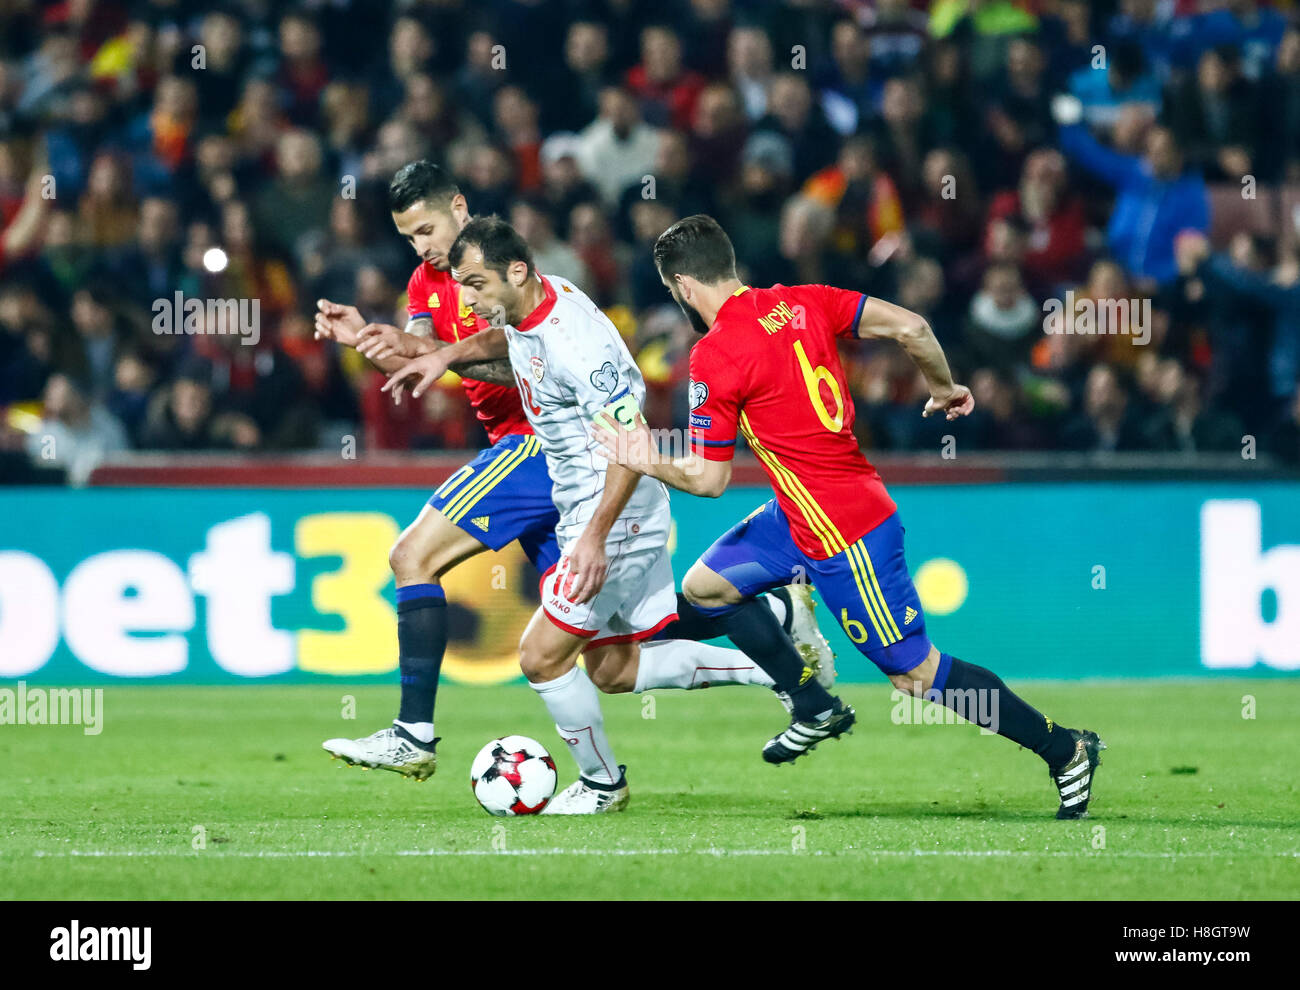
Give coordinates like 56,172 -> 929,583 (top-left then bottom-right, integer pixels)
470,735 -> 558,816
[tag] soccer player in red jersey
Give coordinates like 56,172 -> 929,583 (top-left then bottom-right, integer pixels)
597,215 -> 1105,818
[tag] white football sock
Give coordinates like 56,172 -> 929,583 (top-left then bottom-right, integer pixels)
764,591 -> 789,627
394,720 -> 434,744
529,665 -> 620,785
633,639 -> 776,692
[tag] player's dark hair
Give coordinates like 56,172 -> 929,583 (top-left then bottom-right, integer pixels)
449,215 -> 535,279
388,160 -> 460,214
652,214 -> 738,285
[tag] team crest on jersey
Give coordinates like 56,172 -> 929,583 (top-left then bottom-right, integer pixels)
689,380 -> 709,410
530,356 -> 546,382
590,361 -> 619,395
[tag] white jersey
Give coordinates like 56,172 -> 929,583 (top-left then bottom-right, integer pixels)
504,274 -> 670,545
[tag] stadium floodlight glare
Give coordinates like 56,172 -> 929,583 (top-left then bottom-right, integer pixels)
202,247 -> 229,273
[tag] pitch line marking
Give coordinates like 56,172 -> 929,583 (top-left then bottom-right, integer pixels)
16,848 -> 1300,860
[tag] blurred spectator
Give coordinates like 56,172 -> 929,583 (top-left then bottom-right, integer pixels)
190,10 -> 248,131
575,86 -> 662,206
1258,28 -> 1300,183
802,136 -> 904,258
984,37 -> 1053,180
106,350 -> 156,445
70,283 -> 125,399
626,26 -> 705,133
860,0 -> 928,79
1192,232 -> 1300,428
817,20 -> 877,137
539,133 -> 600,239
912,148 -> 983,266
1163,45 -> 1259,182
1066,41 -> 1162,133
1139,356 -> 1243,452
727,26 -> 774,122
511,199 -> 590,287
1060,364 -> 1149,452
963,261 -> 1040,373
276,11 -> 330,127
754,73 -> 838,184
690,83 -> 747,186
25,373 -> 127,485
1059,113 -> 1208,289
984,149 -> 1088,293
493,86 -> 543,192
869,76 -> 930,204
726,131 -> 796,286
253,129 -> 334,258
569,201 -> 628,307
548,22 -> 613,134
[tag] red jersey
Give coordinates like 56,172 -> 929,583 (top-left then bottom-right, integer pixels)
688,284 -> 896,560
406,262 -> 532,445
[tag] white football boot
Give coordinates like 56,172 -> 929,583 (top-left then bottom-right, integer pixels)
322,724 -> 438,780
786,582 -> 837,690
771,583 -> 837,713
542,766 -> 630,814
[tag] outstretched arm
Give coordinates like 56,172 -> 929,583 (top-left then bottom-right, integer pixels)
357,320 -> 515,384
1057,123 -> 1136,188
1202,254 -> 1297,310
854,296 -> 974,420
382,327 -> 510,400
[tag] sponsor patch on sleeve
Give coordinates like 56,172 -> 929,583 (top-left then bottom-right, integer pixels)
690,412 -> 712,429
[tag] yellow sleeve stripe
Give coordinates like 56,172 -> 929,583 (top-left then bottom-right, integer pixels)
444,437 -> 537,522
739,412 -> 848,557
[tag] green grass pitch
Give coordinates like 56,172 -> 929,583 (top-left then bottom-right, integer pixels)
2,680 -> 1297,899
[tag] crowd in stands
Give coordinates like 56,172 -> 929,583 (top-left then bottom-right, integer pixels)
2,0 -> 1299,484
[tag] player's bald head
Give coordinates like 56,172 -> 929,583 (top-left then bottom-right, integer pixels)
449,214 -> 535,281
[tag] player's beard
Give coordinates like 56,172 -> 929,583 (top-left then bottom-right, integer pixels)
675,296 -> 712,336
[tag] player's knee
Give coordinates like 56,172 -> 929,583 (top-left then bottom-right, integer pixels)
887,644 -> 941,696
888,671 -> 929,696
516,639 -> 549,683
387,534 -> 420,581
517,633 -> 566,684
682,563 -> 740,610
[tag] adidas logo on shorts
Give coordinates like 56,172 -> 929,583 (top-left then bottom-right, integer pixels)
471,516 -> 490,532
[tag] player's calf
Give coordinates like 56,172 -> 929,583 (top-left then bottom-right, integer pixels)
584,642 -> 640,694
899,646 -> 1105,818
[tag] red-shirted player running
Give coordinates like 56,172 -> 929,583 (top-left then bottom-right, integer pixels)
596,215 -> 1105,819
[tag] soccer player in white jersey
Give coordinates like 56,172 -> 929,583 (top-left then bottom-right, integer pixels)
385,217 -> 854,813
